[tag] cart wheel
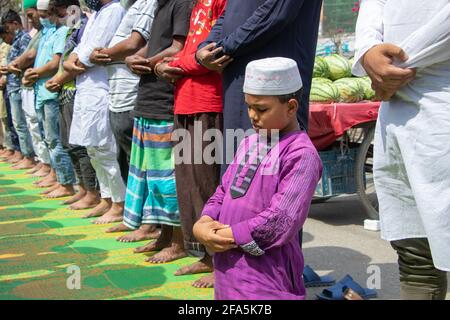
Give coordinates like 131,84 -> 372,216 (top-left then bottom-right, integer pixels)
355,124 -> 379,220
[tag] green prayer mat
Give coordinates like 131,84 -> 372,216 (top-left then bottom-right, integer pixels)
0,161 -> 213,300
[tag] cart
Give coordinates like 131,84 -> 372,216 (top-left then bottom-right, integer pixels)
308,101 -> 381,220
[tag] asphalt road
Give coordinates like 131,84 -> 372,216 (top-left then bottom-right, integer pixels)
303,194 -> 450,300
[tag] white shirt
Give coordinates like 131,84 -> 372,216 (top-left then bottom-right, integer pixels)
107,0 -> 158,113
69,2 -> 126,147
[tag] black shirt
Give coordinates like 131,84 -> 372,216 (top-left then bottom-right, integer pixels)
134,0 -> 192,120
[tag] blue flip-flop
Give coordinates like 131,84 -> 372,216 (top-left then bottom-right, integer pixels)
316,275 -> 378,300
303,265 -> 336,288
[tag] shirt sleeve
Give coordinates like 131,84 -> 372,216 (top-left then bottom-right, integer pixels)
52,27 -> 69,56
231,149 -> 322,256
397,4 -> 450,69
172,0 -> 192,38
76,7 -> 125,67
215,0 -> 306,58
132,0 -> 158,42
26,31 -> 41,51
352,0 -> 387,76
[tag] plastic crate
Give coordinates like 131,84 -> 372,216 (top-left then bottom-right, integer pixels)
315,147 -> 358,197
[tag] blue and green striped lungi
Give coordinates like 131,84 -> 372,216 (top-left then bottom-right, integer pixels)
123,117 -> 180,229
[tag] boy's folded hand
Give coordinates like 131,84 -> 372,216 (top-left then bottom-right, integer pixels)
194,218 -> 237,253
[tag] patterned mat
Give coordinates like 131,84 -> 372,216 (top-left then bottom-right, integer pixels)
0,161 -> 213,300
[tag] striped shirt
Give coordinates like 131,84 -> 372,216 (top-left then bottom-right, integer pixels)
107,0 -> 158,113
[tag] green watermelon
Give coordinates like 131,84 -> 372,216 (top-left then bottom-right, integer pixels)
333,78 -> 365,103
312,77 -> 333,85
310,82 -> 340,103
357,77 -> 376,100
313,56 -> 330,78
324,54 -> 352,81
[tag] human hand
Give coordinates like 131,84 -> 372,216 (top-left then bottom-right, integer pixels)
64,58 -> 86,75
0,65 -> 8,76
362,43 -> 416,101
8,62 -> 22,75
195,43 -> 233,73
45,77 -> 62,92
89,47 -> 111,65
125,54 -> 152,75
23,68 -> 39,86
193,217 -> 237,253
154,61 -> 184,84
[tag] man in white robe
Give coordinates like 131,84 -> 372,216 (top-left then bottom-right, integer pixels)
65,0 -> 127,224
353,0 -> 450,300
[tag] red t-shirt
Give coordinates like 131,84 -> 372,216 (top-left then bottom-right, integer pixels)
169,0 -> 227,115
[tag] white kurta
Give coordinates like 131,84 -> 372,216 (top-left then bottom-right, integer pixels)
69,2 -> 126,147
353,0 -> 450,271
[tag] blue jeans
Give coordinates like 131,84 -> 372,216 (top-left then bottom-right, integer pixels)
2,90 -> 20,151
36,99 -> 76,185
8,90 -> 35,157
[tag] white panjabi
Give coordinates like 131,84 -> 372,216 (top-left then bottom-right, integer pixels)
243,57 -> 303,96
353,0 -> 450,271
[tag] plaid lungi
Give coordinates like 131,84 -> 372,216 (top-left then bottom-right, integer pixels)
123,117 -> 180,229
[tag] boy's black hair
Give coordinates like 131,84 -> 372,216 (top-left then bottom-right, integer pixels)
1,10 -> 22,26
276,88 -> 303,104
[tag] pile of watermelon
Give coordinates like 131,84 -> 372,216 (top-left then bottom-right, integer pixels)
310,54 -> 376,103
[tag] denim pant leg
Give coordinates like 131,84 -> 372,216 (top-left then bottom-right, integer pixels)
41,100 -> 76,185
8,90 -> 35,158
4,91 -> 20,151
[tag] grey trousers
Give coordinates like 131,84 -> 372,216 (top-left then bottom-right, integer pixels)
391,238 -> 448,300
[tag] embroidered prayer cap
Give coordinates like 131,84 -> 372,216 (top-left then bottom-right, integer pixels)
23,0 -> 38,10
244,57 -> 303,96
37,0 -> 50,10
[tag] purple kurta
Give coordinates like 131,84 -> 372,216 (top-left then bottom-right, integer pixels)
202,130 -> 322,300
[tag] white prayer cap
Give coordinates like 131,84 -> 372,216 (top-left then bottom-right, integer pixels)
36,0 -> 50,10
244,57 -> 303,96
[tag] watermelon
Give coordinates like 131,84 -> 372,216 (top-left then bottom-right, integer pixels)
333,78 -> 365,103
313,56 -> 330,78
312,77 -> 332,85
324,54 -> 352,81
357,77 -> 376,100
310,82 -> 340,103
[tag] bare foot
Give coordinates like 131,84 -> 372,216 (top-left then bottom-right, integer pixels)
83,198 -> 111,218
106,222 -> 134,234
33,165 -> 51,177
192,273 -> 214,289
13,157 -> 36,170
35,173 -> 57,187
134,228 -> 172,253
40,183 -> 60,195
63,190 -> 86,205
44,185 -> 75,199
146,243 -> 188,264
93,202 -> 124,225
26,162 -> 42,174
175,256 -> 213,276
116,225 -> 161,242
69,192 -> 100,210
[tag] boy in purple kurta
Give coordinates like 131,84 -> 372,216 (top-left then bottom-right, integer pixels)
193,58 -> 322,300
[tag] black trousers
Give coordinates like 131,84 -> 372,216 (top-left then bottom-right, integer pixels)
109,110 -> 134,183
59,89 -> 98,191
